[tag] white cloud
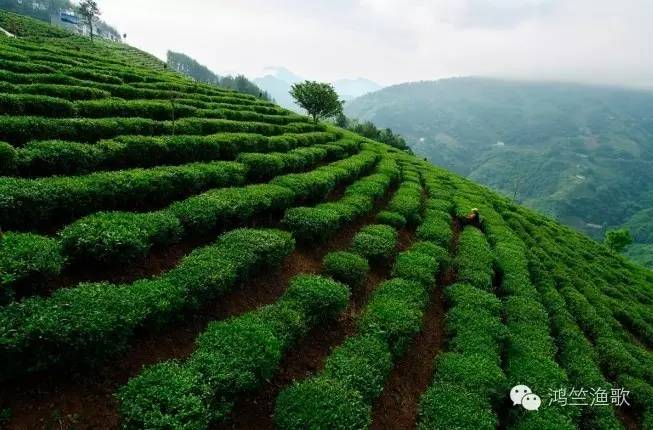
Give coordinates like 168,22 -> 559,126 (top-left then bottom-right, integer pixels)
98,0 -> 653,89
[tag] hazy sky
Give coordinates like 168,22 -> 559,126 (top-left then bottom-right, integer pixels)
100,0 -> 653,88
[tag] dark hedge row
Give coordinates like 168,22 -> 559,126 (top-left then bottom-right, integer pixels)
0,95 -> 300,124
282,155 -> 399,242
0,232 -> 65,304
0,228 -> 295,380
0,161 -> 247,230
505,210 -> 653,428
2,131 -> 340,177
479,204 -> 579,430
0,116 -> 324,146
275,237 -> 446,429
119,274 -> 350,429
4,147 -> 371,288
351,224 -> 399,263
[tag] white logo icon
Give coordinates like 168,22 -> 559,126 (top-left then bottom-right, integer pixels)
521,393 -> 542,411
511,385 -> 532,406
511,385 -> 541,411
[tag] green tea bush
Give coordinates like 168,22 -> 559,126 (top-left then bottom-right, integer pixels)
117,361 -> 211,430
388,181 -> 422,225
19,83 -> 111,100
119,274 -> 348,428
170,184 -> 295,236
0,161 -> 246,229
322,335 -> 393,401
0,229 -> 294,379
0,232 -> 65,301
351,224 -> 398,262
16,140 -> 106,176
418,383 -> 497,430
60,211 -> 182,264
283,206 -> 344,242
323,251 -> 369,288
456,227 -> 494,290
416,215 -> 452,248
75,99 -> 197,120
275,235 -> 450,429
376,210 -> 406,228
0,93 -> 75,117
0,59 -> 55,73
63,67 -> 124,85
275,376 -> 370,430
14,132 -> 339,177
0,116 -> 323,147
275,149 -> 376,201
358,278 -> 428,357
237,145 -> 329,181
0,141 -> 16,175
391,250 -> 439,286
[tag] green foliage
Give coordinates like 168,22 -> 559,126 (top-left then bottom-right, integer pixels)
323,251 -> 369,289
322,335 -> 393,401
119,274 -> 348,428
604,228 -> 633,253
275,377 -> 370,430
358,278 -> 428,357
281,158 -> 392,243
0,229 -> 294,379
275,243 -> 438,429
0,232 -> 65,301
0,161 -> 246,229
351,224 -> 398,262
117,361 -> 211,430
0,116 -> 320,147
60,211 -> 182,264
13,132 -> 338,177
417,203 -> 453,247
0,93 -> 75,117
388,181 -> 423,225
375,210 -> 406,228
391,249 -> 440,286
455,227 -> 494,290
290,81 -> 343,123
282,275 -> 350,324
345,77 -> 653,264
0,141 -> 16,175
418,383 -> 497,430
335,113 -> 411,153
167,51 -> 271,100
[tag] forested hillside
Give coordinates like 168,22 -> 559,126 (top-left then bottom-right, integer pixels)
345,77 -> 653,266
1,11 -> 653,430
167,51 -> 272,101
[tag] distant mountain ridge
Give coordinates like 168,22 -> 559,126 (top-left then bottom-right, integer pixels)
254,67 -> 383,111
345,77 -> 653,267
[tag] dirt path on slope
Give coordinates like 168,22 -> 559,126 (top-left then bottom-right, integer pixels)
369,216 -> 461,430
215,207 -> 412,430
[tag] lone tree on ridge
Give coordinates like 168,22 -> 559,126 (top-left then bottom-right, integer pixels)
290,81 -> 343,123
77,0 -> 101,42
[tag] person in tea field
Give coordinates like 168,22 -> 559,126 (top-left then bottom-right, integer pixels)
466,207 -> 482,227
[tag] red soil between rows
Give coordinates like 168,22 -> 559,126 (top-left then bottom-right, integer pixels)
2,186 -> 396,430
369,216 -> 460,429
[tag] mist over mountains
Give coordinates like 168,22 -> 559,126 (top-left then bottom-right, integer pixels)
254,67 -> 383,111
345,77 -> 653,266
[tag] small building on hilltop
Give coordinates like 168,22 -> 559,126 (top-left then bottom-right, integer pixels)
50,9 -> 121,42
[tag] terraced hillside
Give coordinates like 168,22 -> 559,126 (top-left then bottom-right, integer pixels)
1,11 -> 653,430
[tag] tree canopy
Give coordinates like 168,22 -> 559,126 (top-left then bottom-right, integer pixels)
605,228 -> 633,253
290,81 -> 343,123
77,0 -> 100,42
